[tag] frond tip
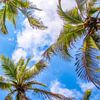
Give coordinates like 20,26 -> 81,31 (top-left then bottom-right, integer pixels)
75,48 -> 100,88
30,88 -> 73,100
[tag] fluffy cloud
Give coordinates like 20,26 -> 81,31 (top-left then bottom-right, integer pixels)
78,81 -> 95,92
50,80 -> 100,100
50,80 -> 82,99
12,48 -> 27,62
12,0 -> 76,62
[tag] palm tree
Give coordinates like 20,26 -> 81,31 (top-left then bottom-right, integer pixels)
0,55 -> 72,100
0,0 -> 46,34
43,0 -> 100,88
83,89 -> 92,100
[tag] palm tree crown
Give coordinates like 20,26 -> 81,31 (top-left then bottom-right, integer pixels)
0,55 -> 72,100
43,0 -> 100,88
0,0 -> 46,34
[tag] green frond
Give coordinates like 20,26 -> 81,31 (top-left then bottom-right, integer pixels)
75,0 -> 99,17
30,88 -> 72,100
0,55 -> 16,80
42,44 -> 57,60
43,24 -> 85,60
0,82 -> 11,90
20,4 -> 47,29
86,0 -> 98,12
0,0 -> 46,34
88,7 -> 100,16
75,37 -> 100,88
83,89 -> 92,100
23,60 -> 47,80
0,76 -> 5,81
92,34 -> 100,49
58,0 -> 83,24
0,6 -> 8,34
95,68 -> 100,72
16,0 -> 30,8
55,24 -> 84,57
16,57 -> 31,83
6,1 -> 18,27
75,0 -> 86,18
25,81 -> 46,87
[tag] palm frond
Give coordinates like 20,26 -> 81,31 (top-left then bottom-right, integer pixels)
58,0 -> 83,24
0,82 -> 11,90
75,37 -> 100,88
23,60 -> 47,80
25,81 -> 46,87
0,6 -> 8,34
19,4 -> 46,29
92,33 -> 100,49
75,0 -> 99,17
30,88 -> 73,100
53,24 -> 84,57
42,44 -> 57,60
16,0 -> 30,8
75,0 -> 86,18
16,57 -> 31,83
6,1 -> 18,27
43,24 -> 85,60
83,89 -> 91,100
0,55 -> 16,80
0,76 -> 5,81
0,0 -> 46,34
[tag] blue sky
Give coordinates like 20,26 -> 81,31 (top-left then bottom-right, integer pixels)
0,0 -> 100,100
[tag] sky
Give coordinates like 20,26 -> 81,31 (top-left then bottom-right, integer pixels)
0,0 -> 100,100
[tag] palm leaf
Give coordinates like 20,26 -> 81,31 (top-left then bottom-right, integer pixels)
75,0 -> 99,17
75,37 -> 100,88
25,81 -> 46,87
23,60 -> 47,80
83,89 -> 91,100
0,82 -> 11,90
30,88 -> 72,100
75,0 -> 86,18
92,34 -> 100,49
43,24 -> 85,60
19,3 -> 47,29
0,55 -> 16,80
0,76 -> 5,81
42,44 -> 57,60
16,57 -> 32,84
6,1 -> 18,27
0,0 -> 46,34
58,0 -> 83,24
1,6 -> 8,34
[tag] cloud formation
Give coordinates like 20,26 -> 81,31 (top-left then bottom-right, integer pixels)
78,81 -> 95,92
50,80 -> 82,99
12,0 -> 76,62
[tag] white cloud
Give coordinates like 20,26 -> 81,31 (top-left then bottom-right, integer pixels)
12,48 -> 27,62
78,81 -> 95,92
12,0 -> 76,62
50,80 -> 82,99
